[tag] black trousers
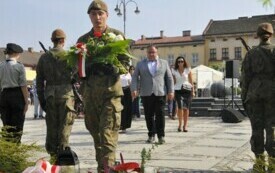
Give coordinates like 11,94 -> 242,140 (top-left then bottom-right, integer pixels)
141,94 -> 166,138
121,87 -> 132,130
0,87 -> 25,143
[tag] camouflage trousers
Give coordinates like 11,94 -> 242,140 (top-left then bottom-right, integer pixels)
83,75 -> 122,172
45,96 -> 76,156
246,98 -> 275,157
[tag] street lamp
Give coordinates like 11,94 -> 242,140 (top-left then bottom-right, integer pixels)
114,0 -> 140,36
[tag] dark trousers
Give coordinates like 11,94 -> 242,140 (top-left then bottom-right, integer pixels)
132,96 -> 140,118
247,98 -> 275,157
0,87 -> 25,143
167,99 -> 176,116
121,87 -> 132,130
141,94 -> 166,138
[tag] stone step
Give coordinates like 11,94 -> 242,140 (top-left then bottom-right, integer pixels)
191,102 -> 212,107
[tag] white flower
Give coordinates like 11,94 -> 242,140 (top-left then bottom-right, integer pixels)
107,33 -> 116,40
114,35 -> 124,41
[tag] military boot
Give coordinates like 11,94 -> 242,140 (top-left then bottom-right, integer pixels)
253,154 -> 266,173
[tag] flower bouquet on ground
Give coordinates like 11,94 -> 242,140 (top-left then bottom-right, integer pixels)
60,32 -> 134,77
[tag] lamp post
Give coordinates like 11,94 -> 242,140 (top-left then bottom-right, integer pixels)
114,0 -> 140,36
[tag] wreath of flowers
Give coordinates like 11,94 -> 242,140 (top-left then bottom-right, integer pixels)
60,32 -> 134,77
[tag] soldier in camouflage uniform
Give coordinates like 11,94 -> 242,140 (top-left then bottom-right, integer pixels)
77,0 -> 129,172
36,29 -> 76,162
241,23 -> 275,171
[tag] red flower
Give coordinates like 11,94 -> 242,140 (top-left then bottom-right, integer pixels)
75,42 -> 87,54
76,42 -> 84,49
93,31 -> 102,38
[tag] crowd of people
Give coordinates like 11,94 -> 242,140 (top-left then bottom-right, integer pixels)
1,0 -> 273,172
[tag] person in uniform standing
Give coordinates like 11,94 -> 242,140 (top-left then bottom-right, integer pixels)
241,22 -> 275,172
0,43 -> 29,143
131,45 -> 174,144
77,1 -> 129,172
36,29 -> 76,163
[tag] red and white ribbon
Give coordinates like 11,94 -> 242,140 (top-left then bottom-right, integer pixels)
78,53 -> 86,78
22,159 -> 61,173
75,43 -> 87,78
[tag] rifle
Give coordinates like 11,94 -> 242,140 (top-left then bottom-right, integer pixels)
39,41 -> 48,52
236,37 -> 251,51
38,41 -> 83,104
236,38 -> 250,114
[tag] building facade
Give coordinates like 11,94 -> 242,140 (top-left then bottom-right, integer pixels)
130,30 -> 205,68
131,14 -> 275,71
203,14 -> 275,69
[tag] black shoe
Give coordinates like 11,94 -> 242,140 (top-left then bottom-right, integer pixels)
177,128 -> 182,132
146,137 -> 155,143
39,115 -> 44,119
158,137 -> 165,144
33,115 -> 38,119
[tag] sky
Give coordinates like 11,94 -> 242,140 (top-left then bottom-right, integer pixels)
1,0 -> 274,51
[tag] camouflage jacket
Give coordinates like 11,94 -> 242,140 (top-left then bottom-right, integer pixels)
36,47 -> 75,99
241,42 -> 275,103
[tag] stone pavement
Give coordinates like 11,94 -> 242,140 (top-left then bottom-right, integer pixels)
5,105 -> 256,173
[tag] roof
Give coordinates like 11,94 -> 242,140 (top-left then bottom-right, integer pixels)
0,48 -> 42,67
133,35 -> 204,47
203,14 -> 275,36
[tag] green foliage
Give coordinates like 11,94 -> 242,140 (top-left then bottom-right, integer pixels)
208,62 -> 224,71
251,154 -> 275,173
140,144 -> 158,173
0,130 -> 44,173
260,0 -> 273,7
59,32 -> 134,74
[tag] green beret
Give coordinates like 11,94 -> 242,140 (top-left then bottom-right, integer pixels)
51,29 -> 66,41
257,22 -> 274,37
87,0 -> 108,14
4,43 -> 23,54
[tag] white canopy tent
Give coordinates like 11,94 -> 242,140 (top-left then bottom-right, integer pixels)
191,65 -> 223,89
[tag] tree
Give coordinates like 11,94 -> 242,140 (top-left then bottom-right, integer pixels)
260,0 -> 273,7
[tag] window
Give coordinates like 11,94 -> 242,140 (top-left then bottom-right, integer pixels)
222,48 -> 229,59
210,48 -> 216,60
234,47 -> 242,60
192,53 -> 199,65
167,54 -> 174,65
